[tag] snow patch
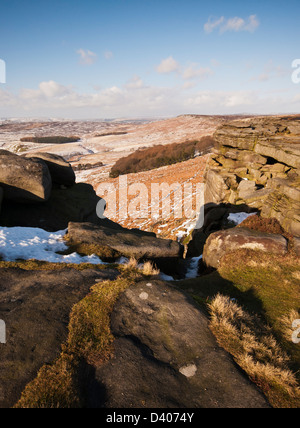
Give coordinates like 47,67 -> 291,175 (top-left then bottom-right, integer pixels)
228,212 -> 256,226
185,255 -> 203,279
0,227 -> 104,264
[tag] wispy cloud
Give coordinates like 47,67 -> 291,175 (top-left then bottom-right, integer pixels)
76,49 -> 98,65
104,51 -> 113,60
204,17 -> 225,34
204,15 -> 260,34
250,60 -> 289,82
182,64 -> 214,81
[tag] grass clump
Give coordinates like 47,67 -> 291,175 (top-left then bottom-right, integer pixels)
208,294 -> 300,408
120,258 -> 160,276
15,353 -> 81,409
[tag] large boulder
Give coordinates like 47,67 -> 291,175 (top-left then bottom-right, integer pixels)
0,183 -> 117,232
23,152 -> 76,187
65,222 -> 184,270
0,150 -> 52,203
203,227 -> 288,269
93,280 -> 270,408
0,266 -> 118,408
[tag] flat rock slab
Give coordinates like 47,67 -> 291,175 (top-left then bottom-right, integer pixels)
93,281 -> 270,408
203,227 -> 288,269
0,266 -> 118,408
66,222 -> 184,261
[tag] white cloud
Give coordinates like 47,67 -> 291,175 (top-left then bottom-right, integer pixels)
204,15 -> 260,34
1,80 -> 298,119
156,57 -> 213,83
39,81 -> 71,97
76,49 -> 98,65
156,56 -> 180,74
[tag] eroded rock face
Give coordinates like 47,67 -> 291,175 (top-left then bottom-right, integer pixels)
205,116 -> 300,236
203,227 -> 288,269
23,152 -> 76,187
0,150 -> 52,203
93,280 -> 270,408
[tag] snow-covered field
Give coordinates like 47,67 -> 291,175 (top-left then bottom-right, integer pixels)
0,227 -> 104,264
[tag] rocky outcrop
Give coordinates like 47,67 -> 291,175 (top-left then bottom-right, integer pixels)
23,152 -> 76,187
66,222 -> 184,272
0,266 -> 118,408
93,280 -> 270,408
203,227 -> 288,269
205,116 -> 300,236
0,150 -> 120,231
0,150 -> 52,203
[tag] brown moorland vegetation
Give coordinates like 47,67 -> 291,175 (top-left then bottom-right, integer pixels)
109,136 -> 215,178
239,215 -> 285,235
20,136 -> 80,144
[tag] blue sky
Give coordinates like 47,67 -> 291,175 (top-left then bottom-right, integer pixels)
0,0 -> 300,118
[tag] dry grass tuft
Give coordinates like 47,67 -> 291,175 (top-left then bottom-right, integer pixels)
141,261 -> 160,276
208,294 -> 300,408
121,258 -> 160,277
121,257 -> 139,271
